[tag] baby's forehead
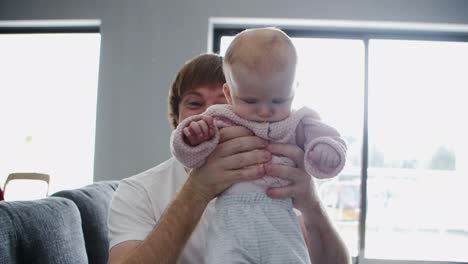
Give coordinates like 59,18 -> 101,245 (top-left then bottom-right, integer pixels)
234,76 -> 295,97
229,57 -> 296,83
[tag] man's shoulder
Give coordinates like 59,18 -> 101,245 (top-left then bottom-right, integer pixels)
121,157 -> 185,189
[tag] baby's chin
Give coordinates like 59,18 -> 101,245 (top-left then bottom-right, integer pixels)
255,118 -> 287,123
238,114 -> 289,123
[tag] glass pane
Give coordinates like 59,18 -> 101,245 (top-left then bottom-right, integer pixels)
367,39 -> 468,262
294,38 -> 364,257
0,33 -> 101,196
220,36 -> 365,256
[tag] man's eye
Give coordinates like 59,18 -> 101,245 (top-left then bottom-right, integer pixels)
188,101 -> 203,107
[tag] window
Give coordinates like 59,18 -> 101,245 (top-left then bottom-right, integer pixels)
366,39 -> 468,262
214,25 -> 468,263
0,30 -> 101,198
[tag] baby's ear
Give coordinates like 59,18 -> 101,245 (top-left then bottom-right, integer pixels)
223,84 -> 233,105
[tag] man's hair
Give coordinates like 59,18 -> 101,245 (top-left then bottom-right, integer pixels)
168,53 -> 225,128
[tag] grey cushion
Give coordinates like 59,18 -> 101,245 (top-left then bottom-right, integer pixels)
52,181 -> 119,264
0,197 -> 88,264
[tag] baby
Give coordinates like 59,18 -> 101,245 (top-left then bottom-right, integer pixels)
171,28 -> 346,264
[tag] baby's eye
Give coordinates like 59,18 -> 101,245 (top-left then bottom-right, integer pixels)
272,99 -> 287,104
243,99 -> 257,104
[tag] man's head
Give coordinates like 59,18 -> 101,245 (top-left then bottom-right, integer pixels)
222,27 -> 297,122
168,54 -> 226,128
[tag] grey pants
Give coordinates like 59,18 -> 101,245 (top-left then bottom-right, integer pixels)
205,192 -> 311,264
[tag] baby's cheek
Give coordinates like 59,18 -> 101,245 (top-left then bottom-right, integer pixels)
233,106 -> 251,119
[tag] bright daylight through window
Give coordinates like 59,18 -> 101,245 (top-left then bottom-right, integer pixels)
219,33 -> 468,263
366,39 -> 468,262
0,33 -> 101,200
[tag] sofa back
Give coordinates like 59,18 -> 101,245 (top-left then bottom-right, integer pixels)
52,181 -> 119,264
0,197 -> 88,263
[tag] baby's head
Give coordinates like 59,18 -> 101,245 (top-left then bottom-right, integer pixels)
222,27 -> 297,122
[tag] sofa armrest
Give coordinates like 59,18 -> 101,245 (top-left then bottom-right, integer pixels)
52,181 -> 119,264
0,197 -> 87,264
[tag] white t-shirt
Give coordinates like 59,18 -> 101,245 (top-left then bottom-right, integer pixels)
108,157 -> 215,264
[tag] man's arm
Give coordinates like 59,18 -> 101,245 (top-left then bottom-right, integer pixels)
109,178 -> 211,264
108,126 -> 270,264
299,200 -> 350,264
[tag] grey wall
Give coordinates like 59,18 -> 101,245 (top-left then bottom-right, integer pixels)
1,0 -> 468,181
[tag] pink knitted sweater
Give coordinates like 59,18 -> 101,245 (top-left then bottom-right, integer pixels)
170,104 -> 346,194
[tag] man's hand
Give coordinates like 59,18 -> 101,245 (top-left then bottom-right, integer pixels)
187,126 -> 271,203
264,143 -> 320,212
183,116 -> 216,146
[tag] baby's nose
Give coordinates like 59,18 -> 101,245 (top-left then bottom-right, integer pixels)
257,105 -> 273,117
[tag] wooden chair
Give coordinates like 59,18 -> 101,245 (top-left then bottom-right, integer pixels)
3,173 -> 50,200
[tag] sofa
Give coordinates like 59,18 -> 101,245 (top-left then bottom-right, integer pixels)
0,181 -> 119,264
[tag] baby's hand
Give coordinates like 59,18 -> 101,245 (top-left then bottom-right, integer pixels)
308,143 -> 340,169
183,116 -> 215,146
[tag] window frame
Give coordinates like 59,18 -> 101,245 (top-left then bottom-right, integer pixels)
212,23 -> 468,264
0,20 -> 100,34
